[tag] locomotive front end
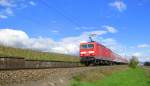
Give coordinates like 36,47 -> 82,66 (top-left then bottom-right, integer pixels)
80,42 -> 96,65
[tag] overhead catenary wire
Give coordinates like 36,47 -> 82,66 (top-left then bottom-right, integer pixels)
40,0 -> 82,28
39,0 -> 98,42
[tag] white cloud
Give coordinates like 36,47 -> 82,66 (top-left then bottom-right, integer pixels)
51,30 -> 59,34
127,44 -> 150,62
52,30 -> 109,54
137,44 -> 149,48
131,52 -> 148,62
0,29 -> 101,54
132,52 -> 142,57
0,0 -> 14,7
103,25 -> 118,33
0,29 -> 29,48
75,26 -> 118,34
0,8 -> 14,19
29,1 -> 36,6
142,57 -> 150,62
0,0 -> 36,19
0,29 -> 54,50
5,7 -> 13,15
0,14 -> 8,19
0,0 -> 14,19
109,0 -> 127,12
0,28 -> 120,55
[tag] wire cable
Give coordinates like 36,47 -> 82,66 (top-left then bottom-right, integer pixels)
40,0 -> 82,28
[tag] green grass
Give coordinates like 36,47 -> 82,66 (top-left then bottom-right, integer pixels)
71,67 -> 150,86
0,45 -> 80,62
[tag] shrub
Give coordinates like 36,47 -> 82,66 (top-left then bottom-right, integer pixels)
129,56 -> 139,68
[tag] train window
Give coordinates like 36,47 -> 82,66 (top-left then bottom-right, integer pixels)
81,44 -> 94,49
81,44 -> 88,49
88,44 -> 94,48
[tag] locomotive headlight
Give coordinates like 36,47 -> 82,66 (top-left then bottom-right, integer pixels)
80,52 -> 86,54
88,51 -> 95,53
89,51 -> 95,56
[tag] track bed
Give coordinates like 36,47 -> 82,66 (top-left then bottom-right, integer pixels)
0,66 -> 127,86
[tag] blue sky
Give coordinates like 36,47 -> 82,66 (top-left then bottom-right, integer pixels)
0,0 -> 150,61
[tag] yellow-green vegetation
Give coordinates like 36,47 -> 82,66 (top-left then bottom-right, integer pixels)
0,45 -> 80,62
71,67 -> 150,86
129,56 -> 139,68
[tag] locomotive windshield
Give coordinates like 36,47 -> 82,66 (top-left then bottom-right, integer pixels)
81,44 -> 94,49
81,44 -> 88,49
88,44 -> 94,48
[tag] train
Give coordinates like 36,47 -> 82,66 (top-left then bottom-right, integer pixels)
80,38 -> 128,66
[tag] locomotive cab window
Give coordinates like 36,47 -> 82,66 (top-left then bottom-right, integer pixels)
81,44 -> 94,49
81,44 -> 88,49
88,44 -> 94,48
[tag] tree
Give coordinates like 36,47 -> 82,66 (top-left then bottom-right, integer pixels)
129,56 -> 139,68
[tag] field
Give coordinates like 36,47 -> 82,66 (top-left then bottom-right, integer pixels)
71,67 -> 150,86
0,45 -> 80,62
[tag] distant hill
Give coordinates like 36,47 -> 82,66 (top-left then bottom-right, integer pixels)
0,45 -> 80,62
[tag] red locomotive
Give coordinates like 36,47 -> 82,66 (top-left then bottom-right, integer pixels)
80,37 -> 128,66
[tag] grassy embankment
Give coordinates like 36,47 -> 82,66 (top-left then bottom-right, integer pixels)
71,67 -> 150,86
0,45 -> 80,62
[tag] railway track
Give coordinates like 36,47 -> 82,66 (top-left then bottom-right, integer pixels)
0,56 -> 126,70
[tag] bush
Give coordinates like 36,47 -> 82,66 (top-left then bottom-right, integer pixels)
129,56 -> 139,68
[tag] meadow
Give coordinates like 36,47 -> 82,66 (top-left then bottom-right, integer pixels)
0,45 -> 80,62
71,67 -> 150,86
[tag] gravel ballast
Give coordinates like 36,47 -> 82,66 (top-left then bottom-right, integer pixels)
0,66 -> 126,86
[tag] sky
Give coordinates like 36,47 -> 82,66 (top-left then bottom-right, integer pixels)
0,0 -> 150,62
